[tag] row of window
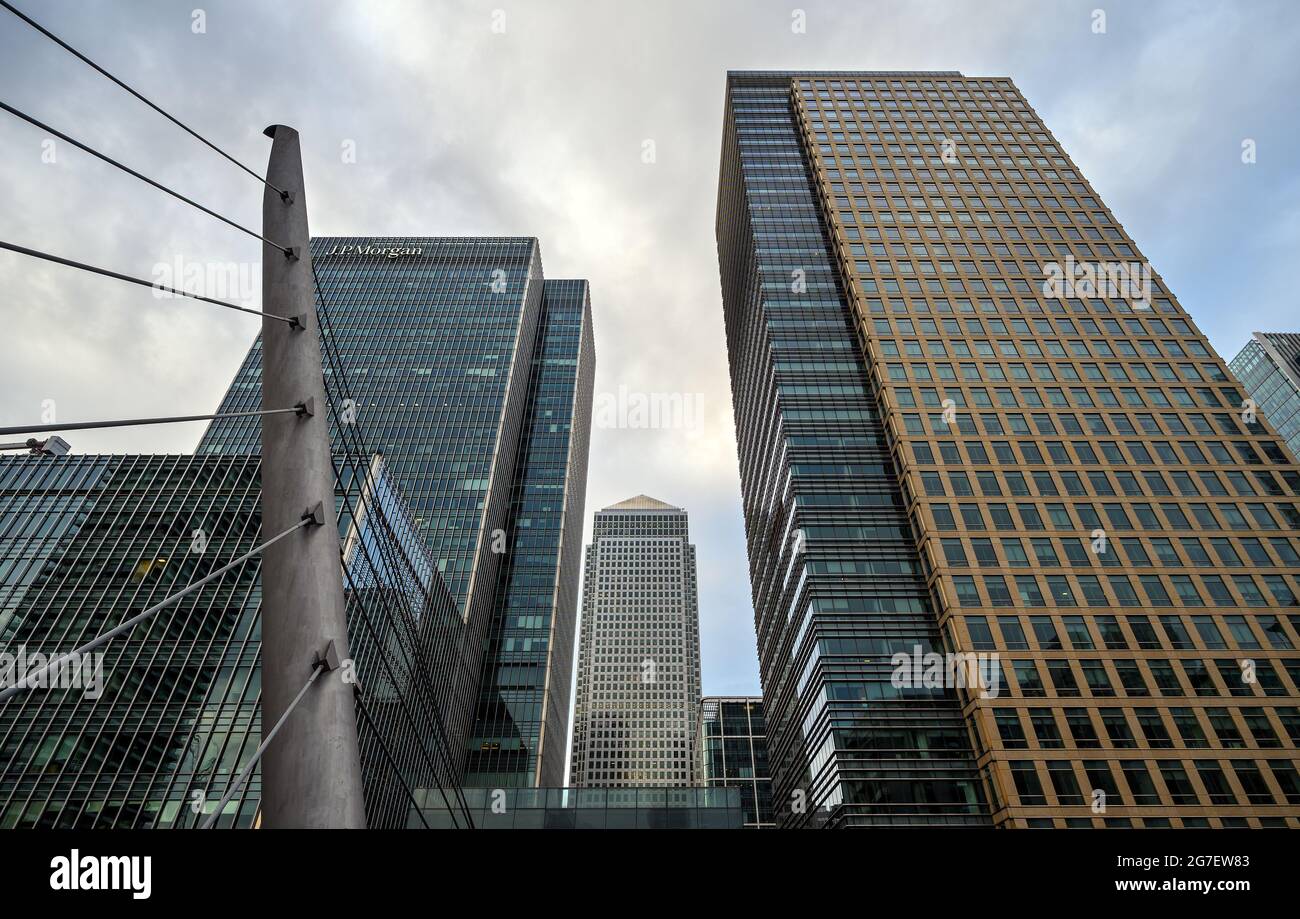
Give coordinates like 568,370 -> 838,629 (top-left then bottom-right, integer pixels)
948,569 -> 1298,612
962,611 -> 1296,653
885,358 -> 1233,389
931,497 -> 1300,535
915,462 -> 1297,502
868,313 -> 1197,340
1006,756 -> 1298,808
991,705 -> 1297,752
937,532 -> 1300,577
993,655 -> 1295,700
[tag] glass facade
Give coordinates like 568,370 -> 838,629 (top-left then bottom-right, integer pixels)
695,696 -> 775,828
717,72 -> 988,827
417,785 -> 741,829
199,237 -> 594,788
570,497 -> 702,787
463,279 -> 595,787
0,236 -> 594,826
0,455 -> 266,828
0,453 -> 462,827
718,71 -> 1300,828
1230,333 -> 1300,462
200,237 -> 545,613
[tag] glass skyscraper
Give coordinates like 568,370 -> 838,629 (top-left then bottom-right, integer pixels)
0,455 -> 268,828
695,696 -> 775,828
0,452 -> 462,827
718,71 -> 1300,828
200,237 -> 547,612
1230,333 -> 1300,462
719,72 -> 988,827
463,279 -> 595,788
200,237 -> 594,788
570,496 -> 701,787
0,236 -> 594,825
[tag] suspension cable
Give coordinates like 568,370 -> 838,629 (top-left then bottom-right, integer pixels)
198,659 -> 327,829
0,512 -> 317,703
0,240 -> 301,326
0,404 -> 311,438
0,0 -> 290,200
0,100 -> 292,255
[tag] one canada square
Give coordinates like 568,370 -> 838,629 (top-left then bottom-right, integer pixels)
570,496 -> 702,786
717,72 -> 1300,828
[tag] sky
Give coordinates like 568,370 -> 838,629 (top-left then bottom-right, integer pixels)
2,0 -> 1299,700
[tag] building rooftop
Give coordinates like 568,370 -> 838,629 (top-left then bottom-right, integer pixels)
602,494 -> 682,512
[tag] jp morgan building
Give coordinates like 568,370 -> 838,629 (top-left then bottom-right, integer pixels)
0,237 -> 594,826
201,237 -> 597,794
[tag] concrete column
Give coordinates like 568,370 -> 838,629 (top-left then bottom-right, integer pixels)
258,124 -> 366,828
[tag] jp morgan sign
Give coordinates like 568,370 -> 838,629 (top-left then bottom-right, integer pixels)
326,243 -> 424,259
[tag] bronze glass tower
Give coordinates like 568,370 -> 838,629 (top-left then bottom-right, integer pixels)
717,71 -> 1300,828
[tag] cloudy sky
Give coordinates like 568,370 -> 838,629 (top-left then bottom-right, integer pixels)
2,0 -> 1299,699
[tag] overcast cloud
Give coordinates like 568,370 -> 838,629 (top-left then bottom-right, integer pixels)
2,0 -> 1299,697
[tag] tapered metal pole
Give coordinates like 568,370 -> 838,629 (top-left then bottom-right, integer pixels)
259,124 -> 365,828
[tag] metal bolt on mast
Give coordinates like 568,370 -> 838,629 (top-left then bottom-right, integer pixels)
258,124 -> 366,828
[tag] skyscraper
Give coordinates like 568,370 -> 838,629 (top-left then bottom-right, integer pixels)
200,237 -> 594,788
570,496 -> 701,787
1230,333 -> 1300,462
718,71 -> 989,827
0,455 -> 269,828
0,236 -> 594,825
463,279 -> 595,788
0,452 -> 464,828
718,71 -> 1300,828
695,696 -> 775,828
